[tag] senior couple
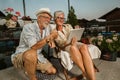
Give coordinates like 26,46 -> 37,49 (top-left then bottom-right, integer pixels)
11,8 -> 98,80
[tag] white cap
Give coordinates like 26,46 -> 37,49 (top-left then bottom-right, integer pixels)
35,8 -> 52,17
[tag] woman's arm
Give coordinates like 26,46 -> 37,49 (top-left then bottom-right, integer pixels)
58,37 -> 76,50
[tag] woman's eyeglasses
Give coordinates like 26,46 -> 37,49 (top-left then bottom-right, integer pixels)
56,17 -> 65,20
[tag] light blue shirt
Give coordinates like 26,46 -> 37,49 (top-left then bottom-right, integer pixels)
11,22 -> 52,63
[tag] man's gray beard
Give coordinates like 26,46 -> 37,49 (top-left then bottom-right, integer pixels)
43,23 -> 49,28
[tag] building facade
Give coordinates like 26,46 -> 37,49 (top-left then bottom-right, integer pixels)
99,7 -> 120,32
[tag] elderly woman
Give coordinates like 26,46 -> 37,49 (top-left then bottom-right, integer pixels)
52,10 -> 96,80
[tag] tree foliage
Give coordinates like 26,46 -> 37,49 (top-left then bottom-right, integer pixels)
67,6 -> 78,28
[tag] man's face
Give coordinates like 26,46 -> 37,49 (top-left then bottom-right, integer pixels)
37,13 -> 51,28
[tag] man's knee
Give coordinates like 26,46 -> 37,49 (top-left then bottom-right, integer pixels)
23,49 -> 37,62
80,44 -> 88,50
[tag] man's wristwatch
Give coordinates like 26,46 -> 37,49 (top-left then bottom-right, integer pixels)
46,38 -> 50,43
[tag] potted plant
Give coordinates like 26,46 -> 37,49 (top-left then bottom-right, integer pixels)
4,8 -> 21,20
92,33 -> 120,61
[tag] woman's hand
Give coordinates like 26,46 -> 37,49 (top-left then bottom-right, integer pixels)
60,37 -> 77,50
70,37 -> 77,45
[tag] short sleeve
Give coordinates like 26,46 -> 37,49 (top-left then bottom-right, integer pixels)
22,24 -> 37,48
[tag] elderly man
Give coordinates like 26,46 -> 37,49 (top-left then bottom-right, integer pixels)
11,8 -> 58,80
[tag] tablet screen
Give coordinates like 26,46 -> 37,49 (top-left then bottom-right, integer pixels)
67,28 -> 85,43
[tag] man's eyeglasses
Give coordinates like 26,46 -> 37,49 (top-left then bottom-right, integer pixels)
40,15 -> 51,20
56,17 -> 65,20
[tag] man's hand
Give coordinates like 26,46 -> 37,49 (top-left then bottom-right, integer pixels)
50,30 -> 58,39
45,30 -> 58,43
45,30 -> 58,48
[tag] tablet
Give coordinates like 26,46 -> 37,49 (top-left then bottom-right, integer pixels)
67,28 -> 85,42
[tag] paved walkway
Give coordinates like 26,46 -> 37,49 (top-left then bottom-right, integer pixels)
0,58 -> 120,80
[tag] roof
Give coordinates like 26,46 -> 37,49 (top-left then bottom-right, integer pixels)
0,11 -> 6,18
99,7 -> 120,19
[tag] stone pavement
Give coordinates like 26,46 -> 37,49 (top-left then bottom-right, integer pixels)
0,58 -> 120,80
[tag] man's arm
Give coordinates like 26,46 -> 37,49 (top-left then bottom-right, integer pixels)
31,30 -> 58,50
31,37 -> 48,50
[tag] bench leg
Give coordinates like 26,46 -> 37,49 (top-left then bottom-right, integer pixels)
93,63 -> 99,72
63,68 -> 69,80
